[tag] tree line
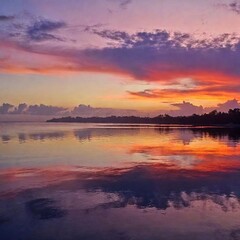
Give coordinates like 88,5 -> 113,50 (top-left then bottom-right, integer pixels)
47,108 -> 240,125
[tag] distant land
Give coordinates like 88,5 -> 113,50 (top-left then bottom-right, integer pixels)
47,109 -> 240,126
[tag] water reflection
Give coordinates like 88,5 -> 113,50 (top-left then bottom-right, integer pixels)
0,123 -> 240,240
74,128 -> 140,142
155,127 -> 240,142
26,198 -> 67,220
82,163 -> 240,211
1,127 -> 141,143
20,132 -> 65,142
0,163 -> 240,240
1,125 -> 240,145
1,135 -> 11,143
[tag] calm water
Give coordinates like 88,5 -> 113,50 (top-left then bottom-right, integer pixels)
0,123 -> 240,240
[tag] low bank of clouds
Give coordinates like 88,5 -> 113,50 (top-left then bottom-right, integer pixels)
0,99 -> 240,121
169,99 -> 240,116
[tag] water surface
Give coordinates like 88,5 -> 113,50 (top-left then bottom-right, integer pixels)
0,123 -> 240,240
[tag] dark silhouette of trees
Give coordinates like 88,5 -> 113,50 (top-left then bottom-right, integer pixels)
47,108 -> 240,125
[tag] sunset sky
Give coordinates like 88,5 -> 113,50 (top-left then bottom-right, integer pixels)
1,0 -> 240,117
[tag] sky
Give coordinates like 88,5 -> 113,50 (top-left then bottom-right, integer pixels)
0,0 -> 240,118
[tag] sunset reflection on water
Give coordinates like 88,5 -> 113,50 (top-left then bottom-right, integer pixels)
0,123 -> 240,240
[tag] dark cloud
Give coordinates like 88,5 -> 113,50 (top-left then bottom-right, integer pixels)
66,29 -> 240,83
91,29 -> 239,49
26,104 -> 66,115
108,0 -> 132,10
70,104 -> 139,117
0,103 -> 66,116
118,0 -> 132,9
91,29 -> 133,46
0,15 -> 15,21
27,19 -> 66,41
220,1 -> 240,15
13,103 -> 28,114
0,103 -> 14,114
230,1 -> 240,14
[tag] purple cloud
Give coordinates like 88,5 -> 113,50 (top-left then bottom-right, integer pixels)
0,103 -> 139,118
170,101 -> 204,116
1,27 -> 240,98
170,99 -> 240,116
217,99 -> 240,111
71,104 -> 139,117
0,103 -> 66,116
0,15 -> 15,21
13,103 -> 28,114
118,0 -> 132,9
0,100 -> 239,119
220,1 -> 240,15
55,29 -> 240,83
26,104 -> 67,115
27,19 -> 66,41
0,103 -> 14,114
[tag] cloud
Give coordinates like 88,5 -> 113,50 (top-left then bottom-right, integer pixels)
0,103 -> 14,114
30,29 -> 239,88
91,29 -> 132,46
0,103 -> 66,116
127,77 -> 240,100
108,0 -> 132,10
170,101 -> 204,116
217,98 -> 240,111
91,29 -> 239,49
169,99 -> 240,116
205,99 -> 240,113
25,104 -> 67,115
128,89 -> 162,99
0,15 -> 15,21
219,1 -> 240,15
0,100 -> 239,119
118,0 -> 132,9
71,104 -> 139,117
26,19 -> 66,41
229,1 -> 240,14
2,28 -> 240,80
0,103 -> 140,118
13,103 -> 28,114
1,27 -> 240,100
